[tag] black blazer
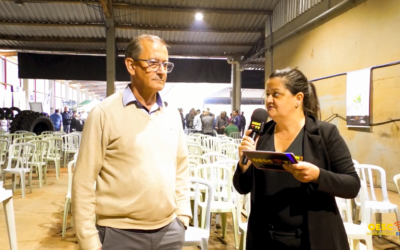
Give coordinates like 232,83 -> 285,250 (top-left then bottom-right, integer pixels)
233,115 -> 360,250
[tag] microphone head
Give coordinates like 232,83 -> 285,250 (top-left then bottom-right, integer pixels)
248,108 -> 269,132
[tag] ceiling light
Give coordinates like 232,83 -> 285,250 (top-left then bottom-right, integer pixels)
195,13 -> 203,21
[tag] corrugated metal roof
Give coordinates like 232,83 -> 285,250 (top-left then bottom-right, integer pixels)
114,9 -> 269,30
0,1 -> 103,23
0,25 -> 105,38
113,0 -> 279,10
0,40 -> 105,50
116,29 -> 260,43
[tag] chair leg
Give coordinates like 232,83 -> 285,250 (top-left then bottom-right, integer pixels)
231,210 -> 239,249
63,151 -> 66,168
365,235 -> 373,250
201,238 -> 209,250
221,213 -> 227,238
239,230 -> 246,250
375,213 -> 382,237
62,197 -> 70,237
200,207 -> 207,229
20,173 -> 25,198
12,174 -> 16,193
28,172 -> 32,193
55,160 -> 60,180
38,165 -> 42,188
43,165 -> 47,184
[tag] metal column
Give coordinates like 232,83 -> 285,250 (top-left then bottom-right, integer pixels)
231,56 -> 242,113
105,4 -> 116,97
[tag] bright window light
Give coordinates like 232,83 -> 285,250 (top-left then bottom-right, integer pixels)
195,13 -> 203,21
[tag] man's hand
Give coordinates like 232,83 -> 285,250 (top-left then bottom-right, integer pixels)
282,162 -> 320,183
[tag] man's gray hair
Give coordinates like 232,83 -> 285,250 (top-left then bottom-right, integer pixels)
124,34 -> 169,60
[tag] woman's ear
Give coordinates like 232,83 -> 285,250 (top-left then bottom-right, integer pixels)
295,92 -> 304,107
125,58 -> 135,76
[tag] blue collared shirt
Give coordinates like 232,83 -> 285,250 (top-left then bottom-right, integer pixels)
122,85 -> 164,114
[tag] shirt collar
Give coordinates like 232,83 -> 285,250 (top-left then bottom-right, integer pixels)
122,84 -> 164,112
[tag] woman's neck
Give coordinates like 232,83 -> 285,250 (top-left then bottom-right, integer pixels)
274,112 -> 306,135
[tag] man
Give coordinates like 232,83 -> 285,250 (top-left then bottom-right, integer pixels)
201,110 -> 214,136
240,111 -> 246,136
224,120 -> 239,137
61,107 -> 71,133
193,109 -> 202,133
178,108 -> 185,129
49,109 -> 62,131
232,109 -> 241,133
215,111 -> 228,135
70,111 -> 83,132
72,34 -> 191,250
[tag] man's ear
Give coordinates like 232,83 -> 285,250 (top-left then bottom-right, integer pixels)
125,58 -> 135,76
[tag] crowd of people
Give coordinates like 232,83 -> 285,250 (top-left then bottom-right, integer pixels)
49,107 -> 87,133
177,107 -> 247,137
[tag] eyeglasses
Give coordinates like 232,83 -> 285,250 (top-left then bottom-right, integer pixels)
134,58 -> 174,73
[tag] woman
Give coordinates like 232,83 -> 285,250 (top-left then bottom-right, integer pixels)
215,111 -> 229,134
234,68 -> 360,250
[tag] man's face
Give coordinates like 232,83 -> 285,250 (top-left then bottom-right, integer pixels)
64,107 -> 68,112
128,39 -> 169,93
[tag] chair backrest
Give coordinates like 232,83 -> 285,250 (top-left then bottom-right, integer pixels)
13,136 -> 36,144
187,144 -> 203,156
235,190 -> 251,228
203,137 -> 218,153
41,131 -> 54,135
69,132 -> 82,147
28,140 -> 50,164
0,139 -> 9,163
61,134 -> 80,151
203,152 -> 228,164
188,160 -> 199,177
196,164 -> 233,202
6,143 -> 35,170
43,137 -> 63,159
393,174 -> 400,196
190,177 -> 213,231
230,132 -> 242,139
21,132 -> 36,137
335,197 -> 352,223
355,164 -> 389,203
233,139 -> 242,145
15,130 -> 29,134
188,155 -> 208,165
220,143 -> 239,160
353,159 -> 359,165
66,160 -> 76,197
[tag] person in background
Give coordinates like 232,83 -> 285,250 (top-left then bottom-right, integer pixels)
215,111 -> 229,135
224,120 -> 239,137
234,68 -> 360,250
164,101 -> 168,107
232,109 -> 242,133
72,34 -> 191,250
201,110 -> 214,136
49,109 -> 62,131
240,111 -> 247,136
80,109 -> 88,123
178,108 -> 185,129
185,108 -> 195,129
193,109 -> 202,133
61,107 -> 71,133
70,111 -> 84,132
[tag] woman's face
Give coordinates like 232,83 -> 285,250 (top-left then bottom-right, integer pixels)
265,77 -> 298,121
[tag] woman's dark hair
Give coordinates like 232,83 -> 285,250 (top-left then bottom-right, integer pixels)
269,68 -> 320,119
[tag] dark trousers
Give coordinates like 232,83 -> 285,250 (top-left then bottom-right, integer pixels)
97,218 -> 185,250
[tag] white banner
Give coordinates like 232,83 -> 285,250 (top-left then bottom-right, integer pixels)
346,68 -> 371,127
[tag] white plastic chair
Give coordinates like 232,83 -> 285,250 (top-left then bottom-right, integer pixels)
14,130 -> 29,134
187,144 -> 203,156
355,164 -> 400,236
230,132 -> 242,139
0,139 -> 9,171
44,137 -> 63,179
220,143 -> 239,160
28,140 -> 50,188
62,134 -> 80,167
62,159 -> 76,237
203,137 -> 218,153
188,155 -> 208,165
184,177 -> 214,250
203,152 -> 228,164
2,143 -> 35,198
41,131 -> 54,135
197,164 -> 239,248
235,191 -> 251,250
343,181 -> 373,250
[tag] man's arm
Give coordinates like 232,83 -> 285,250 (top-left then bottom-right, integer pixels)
72,106 -> 107,250
174,113 -> 192,227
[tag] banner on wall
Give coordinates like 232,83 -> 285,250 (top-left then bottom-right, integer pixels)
346,68 -> 371,127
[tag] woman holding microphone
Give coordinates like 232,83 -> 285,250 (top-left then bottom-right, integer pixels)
234,68 -> 360,250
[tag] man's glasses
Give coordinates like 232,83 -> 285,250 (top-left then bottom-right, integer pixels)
134,58 -> 174,73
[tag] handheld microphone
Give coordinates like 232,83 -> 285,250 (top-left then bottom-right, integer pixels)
241,108 -> 269,165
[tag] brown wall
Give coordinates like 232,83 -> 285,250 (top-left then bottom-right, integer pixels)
266,0 -> 400,191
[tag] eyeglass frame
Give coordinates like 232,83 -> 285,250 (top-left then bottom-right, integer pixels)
133,58 -> 174,73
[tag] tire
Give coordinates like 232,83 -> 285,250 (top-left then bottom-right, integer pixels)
30,117 -> 54,135
0,108 -> 4,120
3,108 -> 13,120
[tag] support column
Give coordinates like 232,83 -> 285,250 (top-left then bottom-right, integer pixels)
76,83 -> 80,105
48,80 -> 54,114
105,4 -> 116,97
231,56 -> 242,113
22,79 -> 31,110
64,81 -> 70,108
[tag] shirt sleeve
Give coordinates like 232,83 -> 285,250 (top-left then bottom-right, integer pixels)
174,112 -> 192,227
72,106 -> 108,250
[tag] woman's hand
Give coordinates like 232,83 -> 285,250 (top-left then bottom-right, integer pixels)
282,161 -> 320,183
238,129 -> 258,173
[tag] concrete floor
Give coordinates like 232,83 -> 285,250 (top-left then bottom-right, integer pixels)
0,165 -> 399,250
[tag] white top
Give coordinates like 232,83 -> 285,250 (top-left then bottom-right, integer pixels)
193,114 -> 202,131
